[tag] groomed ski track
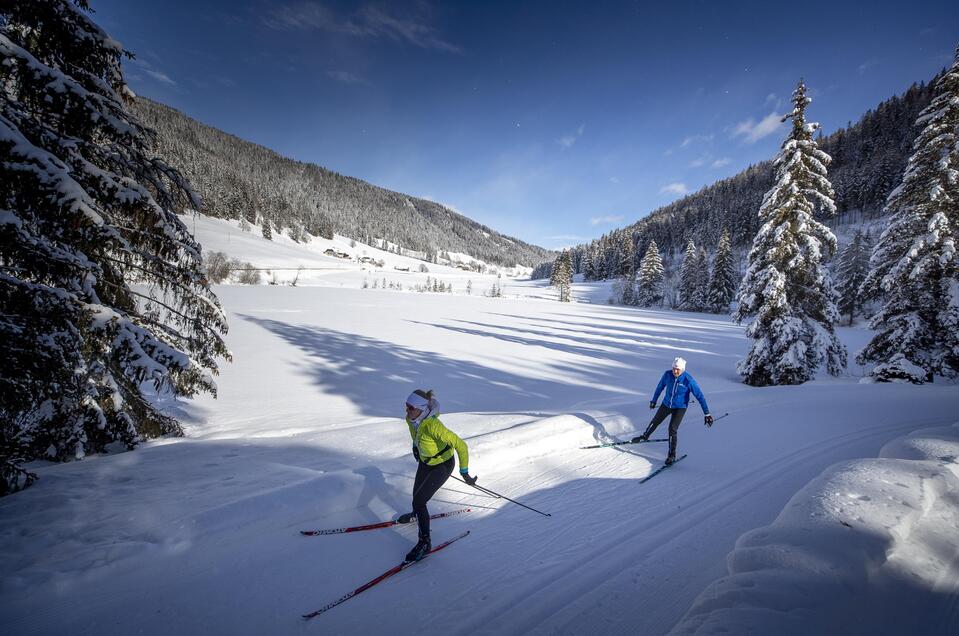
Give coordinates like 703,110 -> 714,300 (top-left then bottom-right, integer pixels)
1,285 -> 957,636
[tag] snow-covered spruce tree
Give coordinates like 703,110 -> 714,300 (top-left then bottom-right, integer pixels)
678,239 -> 700,311
553,250 -> 573,302
637,241 -> 665,307
0,0 -> 229,494
618,232 -> 635,278
693,246 -> 711,311
707,230 -> 737,313
835,229 -> 873,326
734,81 -> 846,386
582,245 -> 596,280
858,47 -> 959,383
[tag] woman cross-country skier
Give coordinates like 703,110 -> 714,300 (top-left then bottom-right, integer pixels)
397,389 -> 476,562
632,357 -> 713,465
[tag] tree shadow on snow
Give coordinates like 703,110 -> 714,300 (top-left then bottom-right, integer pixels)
237,314 -> 647,419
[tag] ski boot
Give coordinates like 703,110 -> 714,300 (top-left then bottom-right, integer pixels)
396,511 -> 416,524
664,454 -> 676,466
405,534 -> 431,562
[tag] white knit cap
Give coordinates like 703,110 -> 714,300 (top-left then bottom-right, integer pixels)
405,392 -> 430,410
672,357 -> 687,371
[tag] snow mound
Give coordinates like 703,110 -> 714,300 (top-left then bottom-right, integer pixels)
669,423 -> 959,636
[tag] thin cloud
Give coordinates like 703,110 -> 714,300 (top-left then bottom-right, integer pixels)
609,176 -> 620,184
680,134 -> 713,149
711,157 -> 732,168
660,182 -> 689,196
129,58 -> 176,86
326,70 -> 370,85
145,70 -> 176,85
858,59 -> 878,75
265,2 -> 462,53
558,124 -> 585,148
731,111 -> 783,143
590,215 -> 625,226
548,234 -> 588,241
689,157 -> 706,168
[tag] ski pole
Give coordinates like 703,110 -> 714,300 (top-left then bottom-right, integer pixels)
461,481 -> 502,499
451,476 -> 552,517
705,412 -> 729,427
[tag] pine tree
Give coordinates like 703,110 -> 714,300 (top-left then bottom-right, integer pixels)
553,250 -> 573,302
734,81 -> 846,386
693,246 -> 711,311
583,246 -> 596,280
706,230 -> 737,313
858,46 -> 959,383
618,232 -> 635,278
637,241 -> 665,307
679,239 -> 700,311
835,230 -> 873,326
0,1 -> 229,494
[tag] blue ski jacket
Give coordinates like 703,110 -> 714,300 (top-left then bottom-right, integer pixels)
651,371 -> 709,414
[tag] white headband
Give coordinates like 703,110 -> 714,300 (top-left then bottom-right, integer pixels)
405,392 -> 430,410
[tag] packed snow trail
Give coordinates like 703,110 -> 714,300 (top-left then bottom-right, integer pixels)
1,285 -> 958,635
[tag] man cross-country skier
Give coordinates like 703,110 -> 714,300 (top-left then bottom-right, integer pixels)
633,357 -> 713,465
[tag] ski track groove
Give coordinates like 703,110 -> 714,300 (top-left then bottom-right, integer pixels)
453,416 -> 945,635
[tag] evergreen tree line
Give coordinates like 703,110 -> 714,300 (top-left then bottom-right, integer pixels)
532,75 -> 940,279
131,99 -> 553,269
737,52 -> 959,386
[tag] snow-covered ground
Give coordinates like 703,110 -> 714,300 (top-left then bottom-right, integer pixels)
187,214 -> 535,292
1,223 -> 958,635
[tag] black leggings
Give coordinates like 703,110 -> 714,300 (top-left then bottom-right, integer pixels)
644,405 -> 687,458
412,457 -> 454,538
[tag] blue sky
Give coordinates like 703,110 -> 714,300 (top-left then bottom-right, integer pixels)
93,0 -> 959,249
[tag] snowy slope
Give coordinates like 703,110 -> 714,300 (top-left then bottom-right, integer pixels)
186,213 -> 533,289
672,424 -> 959,636
1,257 -> 958,634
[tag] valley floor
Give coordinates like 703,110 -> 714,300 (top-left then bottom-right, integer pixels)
1,284 -> 957,635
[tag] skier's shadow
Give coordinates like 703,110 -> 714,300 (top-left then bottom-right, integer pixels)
572,411 -> 616,445
572,411 -> 662,459
353,465 -> 407,513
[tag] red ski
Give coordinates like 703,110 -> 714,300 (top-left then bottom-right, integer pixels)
301,530 -> 471,620
300,508 -> 470,536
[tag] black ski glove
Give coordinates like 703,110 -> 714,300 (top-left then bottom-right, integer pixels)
460,470 -> 477,486
704,415 -> 714,427
412,446 -> 420,461
649,402 -> 657,410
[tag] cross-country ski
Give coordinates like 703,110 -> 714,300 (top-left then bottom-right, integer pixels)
639,454 -> 688,484
299,508 -> 471,536
580,437 -> 668,449
3,4 -> 958,636
301,531 -> 471,620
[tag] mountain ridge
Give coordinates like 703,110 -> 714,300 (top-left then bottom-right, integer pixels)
132,97 -> 554,268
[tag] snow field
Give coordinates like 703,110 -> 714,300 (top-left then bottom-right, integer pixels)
671,424 -> 959,636
186,213 -> 533,290
1,279 -> 957,635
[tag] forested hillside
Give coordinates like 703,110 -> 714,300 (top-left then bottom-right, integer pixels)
534,76 -> 939,279
132,98 -> 553,268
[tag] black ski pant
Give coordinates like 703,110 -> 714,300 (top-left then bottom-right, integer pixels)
643,405 -> 687,459
412,457 -> 454,539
